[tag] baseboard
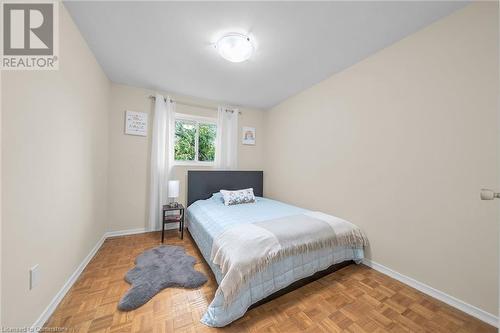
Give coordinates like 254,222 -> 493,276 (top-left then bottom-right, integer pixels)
31,234 -> 107,331
362,258 -> 499,328
31,225 -> 179,331
105,224 -> 177,238
105,227 -> 148,238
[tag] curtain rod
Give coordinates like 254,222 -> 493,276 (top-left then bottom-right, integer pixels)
148,95 -> 241,114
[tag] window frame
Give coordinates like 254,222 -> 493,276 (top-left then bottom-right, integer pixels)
172,113 -> 218,166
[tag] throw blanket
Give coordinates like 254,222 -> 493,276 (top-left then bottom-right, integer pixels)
210,211 -> 368,305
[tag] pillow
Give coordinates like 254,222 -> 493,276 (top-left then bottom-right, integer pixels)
220,188 -> 256,206
211,192 -> 224,203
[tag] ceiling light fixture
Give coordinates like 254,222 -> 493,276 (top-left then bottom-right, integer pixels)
215,33 -> 254,63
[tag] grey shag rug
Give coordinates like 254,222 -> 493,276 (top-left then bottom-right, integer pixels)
118,245 -> 207,311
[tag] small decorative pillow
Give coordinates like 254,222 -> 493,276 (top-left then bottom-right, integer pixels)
211,192 -> 224,203
220,188 -> 256,206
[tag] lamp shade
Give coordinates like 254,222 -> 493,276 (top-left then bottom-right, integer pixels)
168,180 -> 180,199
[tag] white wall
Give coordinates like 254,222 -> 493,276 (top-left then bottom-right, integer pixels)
264,2 -> 499,315
0,69 -> 3,328
107,83 -> 266,232
1,5 -> 110,326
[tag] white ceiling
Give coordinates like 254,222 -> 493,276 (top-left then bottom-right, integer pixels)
64,1 -> 468,109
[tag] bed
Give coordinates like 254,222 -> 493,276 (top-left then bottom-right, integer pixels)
186,170 -> 365,327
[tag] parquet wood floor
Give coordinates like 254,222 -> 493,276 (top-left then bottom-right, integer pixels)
44,231 -> 495,332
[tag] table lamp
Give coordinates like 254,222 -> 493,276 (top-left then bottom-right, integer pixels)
168,180 -> 180,207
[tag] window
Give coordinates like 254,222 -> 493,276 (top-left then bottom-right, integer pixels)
174,114 -> 217,164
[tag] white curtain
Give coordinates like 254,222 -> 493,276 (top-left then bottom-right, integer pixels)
216,106 -> 239,169
148,94 -> 175,231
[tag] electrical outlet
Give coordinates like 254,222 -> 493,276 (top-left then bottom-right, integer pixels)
30,264 -> 40,290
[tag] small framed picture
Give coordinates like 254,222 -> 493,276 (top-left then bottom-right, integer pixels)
242,127 -> 256,145
125,110 -> 148,136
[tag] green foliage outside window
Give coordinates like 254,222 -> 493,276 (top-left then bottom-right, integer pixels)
174,120 -> 196,160
198,123 -> 216,161
174,120 -> 216,162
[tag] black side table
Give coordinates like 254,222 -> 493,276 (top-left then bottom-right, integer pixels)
162,204 -> 185,242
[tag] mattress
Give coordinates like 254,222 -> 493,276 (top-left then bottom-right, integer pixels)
186,195 -> 364,327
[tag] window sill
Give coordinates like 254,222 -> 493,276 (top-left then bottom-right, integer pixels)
172,161 -> 216,167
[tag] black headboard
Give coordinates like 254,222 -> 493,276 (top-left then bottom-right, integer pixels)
187,170 -> 263,206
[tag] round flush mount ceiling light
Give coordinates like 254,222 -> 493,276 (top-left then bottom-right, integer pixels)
215,33 -> 254,63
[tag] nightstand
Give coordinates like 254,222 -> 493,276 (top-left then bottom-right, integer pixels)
162,204 -> 185,242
